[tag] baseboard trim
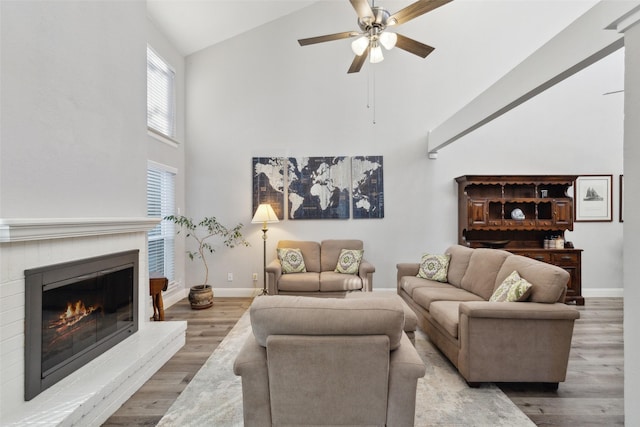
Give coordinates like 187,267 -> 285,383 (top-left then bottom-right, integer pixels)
582,288 -> 623,298
164,287 -> 624,300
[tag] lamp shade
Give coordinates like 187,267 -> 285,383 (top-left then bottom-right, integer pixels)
252,204 -> 279,225
379,32 -> 397,50
369,44 -> 384,63
351,36 -> 369,56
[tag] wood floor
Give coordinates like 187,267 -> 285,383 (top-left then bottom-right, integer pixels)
102,297 -> 623,426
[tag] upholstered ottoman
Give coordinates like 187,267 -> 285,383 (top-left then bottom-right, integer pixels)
346,292 -> 418,344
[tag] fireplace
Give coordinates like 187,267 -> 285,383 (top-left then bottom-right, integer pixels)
24,250 -> 139,400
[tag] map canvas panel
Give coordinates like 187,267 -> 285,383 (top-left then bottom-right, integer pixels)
252,157 -> 285,220
288,156 -> 350,219
352,156 -> 384,219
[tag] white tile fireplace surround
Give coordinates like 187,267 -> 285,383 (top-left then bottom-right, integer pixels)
0,218 -> 187,426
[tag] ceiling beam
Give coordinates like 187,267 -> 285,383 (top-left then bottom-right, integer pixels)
427,1 -> 640,156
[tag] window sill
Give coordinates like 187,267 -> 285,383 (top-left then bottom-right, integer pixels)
148,127 -> 180,148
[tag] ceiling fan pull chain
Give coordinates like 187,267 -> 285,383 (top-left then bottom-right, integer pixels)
372,65 -> 376,125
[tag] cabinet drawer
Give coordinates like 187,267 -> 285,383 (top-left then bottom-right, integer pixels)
520,252 -> 551,263
551,252 -> 579,264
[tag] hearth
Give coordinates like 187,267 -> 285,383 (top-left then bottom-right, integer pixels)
24,250 -> 139,400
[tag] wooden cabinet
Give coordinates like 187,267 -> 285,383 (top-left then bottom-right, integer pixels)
510,249 -> 584,305
456,175 -> 584,305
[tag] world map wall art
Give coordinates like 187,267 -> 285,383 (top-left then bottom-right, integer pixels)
252,156 -> 384,220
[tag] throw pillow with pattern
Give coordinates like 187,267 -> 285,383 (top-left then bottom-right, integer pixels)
417,253 -> 451,282
334,249 -> 364,274
277,248 -> 307,274
490,270 -> 533,302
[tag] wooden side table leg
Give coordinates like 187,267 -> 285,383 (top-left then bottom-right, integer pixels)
156,292 -> 164,321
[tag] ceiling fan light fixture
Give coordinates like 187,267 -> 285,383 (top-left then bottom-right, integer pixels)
379,31 -> 397,50
369,43 -> 384,63
351,36 -> 369,56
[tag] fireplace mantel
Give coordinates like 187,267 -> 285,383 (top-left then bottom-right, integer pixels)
0,217 -> 159,243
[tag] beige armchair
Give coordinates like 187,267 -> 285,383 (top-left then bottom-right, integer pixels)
233,296 -> 426,427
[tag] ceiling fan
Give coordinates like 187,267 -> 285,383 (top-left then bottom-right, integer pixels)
298,0 -> 452,73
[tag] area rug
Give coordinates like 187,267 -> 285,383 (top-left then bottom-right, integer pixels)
158,311 -> 535,426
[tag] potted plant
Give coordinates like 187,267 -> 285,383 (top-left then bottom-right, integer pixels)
165,215 -> 249,309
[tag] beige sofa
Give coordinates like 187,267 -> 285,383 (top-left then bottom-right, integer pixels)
233,296 -> 426,426
266,239 -> 375,296
397,245 -> 580,388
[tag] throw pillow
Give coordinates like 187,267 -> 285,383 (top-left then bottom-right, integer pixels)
334,249 -> 364,274
490,270 -> 533,302
277,248 -> 307,274
417,253 -> 450,282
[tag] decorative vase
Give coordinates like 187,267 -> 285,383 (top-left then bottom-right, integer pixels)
188,284 -> 213,310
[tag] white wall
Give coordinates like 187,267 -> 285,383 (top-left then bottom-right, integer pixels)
0,0 -> 147,219
621,10 -> 640,426
184,1 -> 623,294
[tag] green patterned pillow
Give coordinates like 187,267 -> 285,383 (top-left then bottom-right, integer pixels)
417,253 -> 450,282
277,248 -> 307,274
335,249 -> 364,274
490,270 -> 533,302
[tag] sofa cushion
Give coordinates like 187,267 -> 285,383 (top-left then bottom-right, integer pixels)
417,253 -> 450,282
495,255 -> 569,303
429,301 -> 461,338
335,248 -> 364,274
319,271 -> 363,292
460,248 -> 510,300
400,276 -> 450,298
321,240 -> 363,272
250,295 -> 405,350
277,248 -> 307,274
489,270 -> 533,302
412,286 -> 483,311
444,245 -> 474,287
278,240 -> 321,272
278,272 -> 320,292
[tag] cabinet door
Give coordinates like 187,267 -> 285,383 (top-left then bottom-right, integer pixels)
554,200 -> 573,227
468,200 -> 488,226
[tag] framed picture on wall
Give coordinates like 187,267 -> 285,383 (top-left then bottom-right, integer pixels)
574,175 -> 613,222
620,174 -> 624,223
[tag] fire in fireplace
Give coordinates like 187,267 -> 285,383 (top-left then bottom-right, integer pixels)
24,250 -> 139,400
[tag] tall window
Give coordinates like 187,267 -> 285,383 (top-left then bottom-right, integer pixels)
147,45 -> 176,139
147,163 -> 176,283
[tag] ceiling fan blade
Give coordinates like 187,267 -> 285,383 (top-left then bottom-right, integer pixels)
390,0 -> 452,25
349,0 -> 374,21
348,48 -> 369,73
298,31 -> 358,46
395,33 -> 435,58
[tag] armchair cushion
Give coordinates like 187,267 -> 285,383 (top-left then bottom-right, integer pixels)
277,248 -> 307,274
334,248 -> 364,274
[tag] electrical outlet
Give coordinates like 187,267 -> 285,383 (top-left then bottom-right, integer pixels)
252,273 -> 258,281
227,272 -> 233,282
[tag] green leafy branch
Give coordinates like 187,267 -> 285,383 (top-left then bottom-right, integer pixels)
165,215 -> 250,286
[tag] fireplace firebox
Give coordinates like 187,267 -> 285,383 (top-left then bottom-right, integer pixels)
24,250 -> 139,400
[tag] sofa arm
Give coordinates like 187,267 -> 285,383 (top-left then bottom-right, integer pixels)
459,301 -> 580,321
265,259 -> 282,295
457,301 -> 580,384
233,336 -> 272,426
358,259 -> 375,291
396,263 -> 420,292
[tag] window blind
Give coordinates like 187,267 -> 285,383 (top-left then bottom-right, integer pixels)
147,165 -> 176,282
147,46 -> 176,139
